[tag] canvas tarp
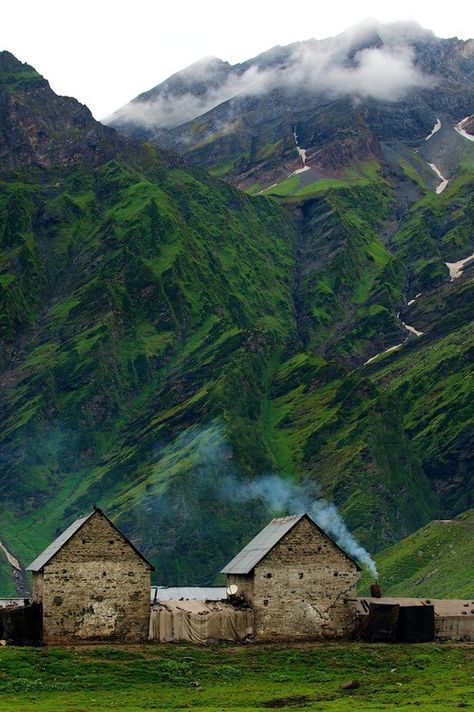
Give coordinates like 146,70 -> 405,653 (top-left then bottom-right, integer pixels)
149,599 -> 254,643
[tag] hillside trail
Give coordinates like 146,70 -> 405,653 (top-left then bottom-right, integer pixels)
0,537 -> 30,596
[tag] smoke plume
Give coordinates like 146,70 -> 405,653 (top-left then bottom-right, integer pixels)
224,472 -> 378,579
144,422 -> 378,578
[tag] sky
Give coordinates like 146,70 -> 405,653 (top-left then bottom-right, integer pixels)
1,0 -> 473,120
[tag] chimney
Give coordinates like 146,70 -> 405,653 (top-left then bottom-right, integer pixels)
370,582 -> 382,598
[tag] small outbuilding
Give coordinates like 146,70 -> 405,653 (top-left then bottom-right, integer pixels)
221,513 -> 360,640
27,508 -> 153,644
355,597 -> 474,642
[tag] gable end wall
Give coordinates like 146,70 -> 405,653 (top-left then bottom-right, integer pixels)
34,512 -> 150,643
229,517 -> 359,640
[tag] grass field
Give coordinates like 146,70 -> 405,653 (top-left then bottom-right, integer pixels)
0,642 -> 472,711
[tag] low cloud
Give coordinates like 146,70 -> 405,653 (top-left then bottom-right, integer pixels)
285,44 -> 427,102
109,64 -> 278,130
109,25 -> 430,131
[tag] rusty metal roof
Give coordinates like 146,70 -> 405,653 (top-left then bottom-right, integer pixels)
151,587 -> 227,603
27,508 -> 154,572
221,514 -> 306,575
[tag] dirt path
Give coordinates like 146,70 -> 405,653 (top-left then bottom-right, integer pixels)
0,538 -> 30,597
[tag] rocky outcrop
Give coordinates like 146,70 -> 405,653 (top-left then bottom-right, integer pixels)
106,23 -> 474,188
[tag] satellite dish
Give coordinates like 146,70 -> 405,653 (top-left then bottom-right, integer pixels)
227,584 -> 239,596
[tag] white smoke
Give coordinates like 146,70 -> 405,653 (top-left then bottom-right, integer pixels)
226,472 -> 378,579
108,22 -> 431,131
185,422 -> 378,577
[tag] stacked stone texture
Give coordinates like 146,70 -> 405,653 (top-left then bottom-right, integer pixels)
32,511 -> 151,644
227,517 -> 359,640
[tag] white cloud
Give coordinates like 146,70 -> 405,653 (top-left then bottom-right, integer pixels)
109,34 -> 430,130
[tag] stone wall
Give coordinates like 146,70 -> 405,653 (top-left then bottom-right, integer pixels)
227,573 -> 254,604
32,511 -> 151,644
228,517 -> 359,640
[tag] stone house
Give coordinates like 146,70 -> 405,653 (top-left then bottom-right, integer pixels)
222,513 -> 360,640
27,508 -> 153,644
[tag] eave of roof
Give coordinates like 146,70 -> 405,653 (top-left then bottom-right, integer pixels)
27,508 -> 154,572
221,512 -> 361,575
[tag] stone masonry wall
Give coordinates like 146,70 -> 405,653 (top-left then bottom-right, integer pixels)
234,517 -> 359,640
33,511 -> 151,644
32,570 -> 43,602
226,574 -> 254,604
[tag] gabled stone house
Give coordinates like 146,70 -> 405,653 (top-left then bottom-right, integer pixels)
27,508 -> 153,644
222,513 -> 360,640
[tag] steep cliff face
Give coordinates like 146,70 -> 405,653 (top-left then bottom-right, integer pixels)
108,23 -> 474,190
0,52 -> 125,168
0,45 -> 473,596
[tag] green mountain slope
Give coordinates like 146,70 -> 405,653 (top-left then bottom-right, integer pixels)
362,510 -> 474,598
0,51 -> 473,597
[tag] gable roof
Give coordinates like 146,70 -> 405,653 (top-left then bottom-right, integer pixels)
27,508 -> 154,572
221,512 -> 361,575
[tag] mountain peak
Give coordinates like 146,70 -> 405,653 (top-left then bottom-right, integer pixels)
0,50 -> 48,91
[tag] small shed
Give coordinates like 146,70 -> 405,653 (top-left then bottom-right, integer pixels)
356,597 -> 474,642
221,513 -> 361,640
27,508 -> 154,644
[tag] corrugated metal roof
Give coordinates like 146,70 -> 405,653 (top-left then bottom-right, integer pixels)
221,514 -> 306,575
27,508 -> 154,572
27,513 -> 92,572
0,598 -> 26,608
151,587 -> 227,603
355,597 -> 474,617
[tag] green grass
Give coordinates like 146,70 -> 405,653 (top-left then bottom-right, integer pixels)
397,158 -> 427,190
0,643 -> 472,711
360,509 -> 474,598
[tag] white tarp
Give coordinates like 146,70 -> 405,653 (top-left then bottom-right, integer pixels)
149,599 -> 254,643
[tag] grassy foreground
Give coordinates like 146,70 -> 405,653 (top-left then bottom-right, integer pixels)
0,642 -> 472,711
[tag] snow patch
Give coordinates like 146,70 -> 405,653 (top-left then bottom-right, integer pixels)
445,252 -> 474,280
258,182 -> 279,194
289,165 -> 311,177
293,128 -> 307,167
428,162 -> 448,194
258,126 -> 311,192
401,321 -> 424,337
454,116 -> 474,143
425,117 -> 441,141
407,292 -> 422,306
364,343 -> 403,366
397,311 -> 424,337
365,307 -> 424,366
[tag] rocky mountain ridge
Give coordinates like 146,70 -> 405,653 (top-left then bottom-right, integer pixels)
108,22 -> 474,191
0,42 -> 472,596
